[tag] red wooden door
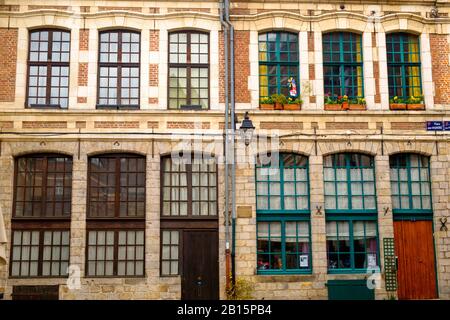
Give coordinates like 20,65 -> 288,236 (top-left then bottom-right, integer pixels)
394,220 -> 438,299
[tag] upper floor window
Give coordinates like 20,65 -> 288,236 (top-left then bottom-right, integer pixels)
86,154 -> 146,277
386,33 -> 422,101
323,32 -> 364,102
168,31 -> 209,110
256,153 -> 311,274
98,31 -> 140,109
389,153 -> 431,214
324,153 -> 376,213
259,32 -> 299,98
27,30 -> 70,108
11,154 -> 72,278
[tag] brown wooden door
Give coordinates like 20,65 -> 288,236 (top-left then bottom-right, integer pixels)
394,220 -> 438,299
182,230 -> 219,300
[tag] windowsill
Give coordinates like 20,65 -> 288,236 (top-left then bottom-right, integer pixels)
327,269 -> 372,275
96,105 -> 140,110
254,273 -> 315,282
26,104 -> 66,109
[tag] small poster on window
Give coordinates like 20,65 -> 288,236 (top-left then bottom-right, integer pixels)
367,254 -> 377,268
299,255 -> 309,268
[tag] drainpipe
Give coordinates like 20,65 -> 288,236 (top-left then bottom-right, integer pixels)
219,0 -> 231,292
223,0 -> 237,290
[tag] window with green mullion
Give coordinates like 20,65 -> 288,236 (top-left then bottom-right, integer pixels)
257,218 -> 311,274
323,32 -> 364,100
389,153 -> 432,215
259,32 -> 299,98
387,33 -> 422,100
256,153 -> 309,213
326,219 -> 379,273
324,153 -> 377,213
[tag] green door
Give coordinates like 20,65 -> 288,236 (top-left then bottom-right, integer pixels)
327,280 -> 375,300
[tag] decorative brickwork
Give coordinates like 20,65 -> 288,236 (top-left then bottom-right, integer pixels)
326,122 -> 369,130
147,121 -> 159,129
22,121 -> 67,129
150,30 -> 159,51
260,122 -> 303,130
78,63 -> 88,86
167,122 -> 210,129
149,64 -> 159,87
391,122 -> 426,130
0,121 -> 13,128
0,28 -> 18,102
430,34 -> 450,104
94,121 -> 140,129
79,29 -> 89,51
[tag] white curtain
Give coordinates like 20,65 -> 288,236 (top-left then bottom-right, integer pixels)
0,206 -> 6,264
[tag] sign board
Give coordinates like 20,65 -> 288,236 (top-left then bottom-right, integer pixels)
426,121 -> 444,131
445,121 -> 450,131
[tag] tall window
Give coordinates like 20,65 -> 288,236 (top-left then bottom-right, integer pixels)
387,33 -> 422,100
255,153 -> 311,274
11,154 -> 72,277
86,154 -> 145,277
98,31 -> 140,109
323,32 -> 364,101
390,153 -> 432,215
27,30 -> 70,108
323,153 -> 378,273
168,31 -> 209,109
160,153 -> 217,276
259,32 -> 299,98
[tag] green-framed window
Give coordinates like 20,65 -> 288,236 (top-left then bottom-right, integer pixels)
324,153 -> 377,213
256,153 -> 311,274
326,219 -> 379,273
323,32 -> 364,100
258,32 -> 299,98
389,153 -> 432,216
386,33 -> 422,100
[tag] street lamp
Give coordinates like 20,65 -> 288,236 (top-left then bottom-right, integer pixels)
238,112 -> 255,146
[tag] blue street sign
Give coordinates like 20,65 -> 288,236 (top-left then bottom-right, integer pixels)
426,121 -> 444,131
444,121 -> 450,131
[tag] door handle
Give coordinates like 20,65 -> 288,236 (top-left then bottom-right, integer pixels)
395,256 -> 398,271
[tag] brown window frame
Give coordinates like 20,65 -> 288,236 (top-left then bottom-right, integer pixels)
97,30 -> 141,110
167,31 -> 210,110
86,153 -> 146,278
26,29 -> 71,109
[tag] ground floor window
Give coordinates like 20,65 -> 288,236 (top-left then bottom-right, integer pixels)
161,230 -> 180,276
86,229 -> 144,277
10,229 -> 70,277
326,220 -> 378,272
257,219 -> 311,273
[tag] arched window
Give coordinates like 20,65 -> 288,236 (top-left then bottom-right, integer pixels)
27,29 -> 71,108
11,154 -> 72,277
389,153 -> 431,214
323,153 -> 378,273
323,32 -> 364,102
168,31 -> 209,109
97,30 -> 141,109
255,153 -> 311,274
258,32 -> 299,98
86,153 -> 145,277
386,33 -> 422,101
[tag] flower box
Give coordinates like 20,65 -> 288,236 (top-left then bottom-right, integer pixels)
260,103 -> 274,110
274,102 -> 284,110
390,103 -> 407,110
324,104 -> 342,111
284,103 -> 301,110
407,103 -> 425,110
349,104 -> 366,111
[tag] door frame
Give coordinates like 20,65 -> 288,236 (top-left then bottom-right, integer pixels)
393,216 -> 439,299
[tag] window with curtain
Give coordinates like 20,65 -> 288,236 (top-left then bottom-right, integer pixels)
389,153 -> 432,214
324,153 -> 379,273
86,154 -> 145,277
324,153 -> 376,213
386,33 -> 422,100
259,32 -> 299,98
160,153 -> 217,276
255,153 -> 311,274
11,154 -> 72,277
98,30 -> 140,109
27,30 -> 70,108
168,31 -> 209,109
323,32 -> 364,101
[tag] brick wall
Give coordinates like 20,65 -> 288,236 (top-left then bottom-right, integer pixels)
235,31 -> 251,103
78,63 -> 88,86
373,32 -> 381,103
430,34 -> 450,104
0,28 -> 18,102
150,30 -> 159,52
22,121 -> 67,129
219,31 -> 225,103
79,29 -> 89,51
150,64 -> 159,86
94,121 -> 140,129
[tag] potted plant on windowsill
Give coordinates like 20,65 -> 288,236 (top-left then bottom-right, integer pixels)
406,95 -> 425,110
284,96 -> 303,110
259,96 -> 274,110
349,97 -> 367,110
271,94 -> 287,110
324,93 -> 341,111
389,96 -> 407,110
341,95 -> 350,110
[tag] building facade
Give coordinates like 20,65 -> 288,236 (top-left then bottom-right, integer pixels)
0,0 -> 449,300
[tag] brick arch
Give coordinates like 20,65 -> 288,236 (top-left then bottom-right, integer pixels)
12,149 -> 74,158
385,141 -> 434,157
319,141 -> 379,157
